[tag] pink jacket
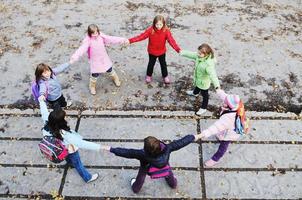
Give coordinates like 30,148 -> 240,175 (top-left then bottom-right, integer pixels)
71,33 -> 127,73
201,89 -> 240,141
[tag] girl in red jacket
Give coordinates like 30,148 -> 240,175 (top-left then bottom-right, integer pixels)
127,15 -> 181,84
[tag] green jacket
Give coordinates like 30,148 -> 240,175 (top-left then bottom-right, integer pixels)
180,50 -> 220,90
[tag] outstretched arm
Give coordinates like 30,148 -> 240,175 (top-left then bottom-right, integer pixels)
52,62 -> 70,75
39,100 -> 49,124
110,147 -> 145,160
100,33 -> 127,46
180,50 -> 198,60
168,134 -> 196,152
128,27 -> 151,44
70,36 -> 90,63
166,30 -> 181,53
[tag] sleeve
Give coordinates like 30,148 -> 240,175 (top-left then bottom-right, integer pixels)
38,81 -> 47,96
70,36 -> 90,62
166,30 -> 181,53
180,50 -> 198,60
39,100 -> 49,124
100,33 -> 127,46
128,27 -> 151,44
52,63 -> 70,74
201,116 -> 233,138
110,147 -> 145,160
206,60 -> 220,88
63,133 -> 101,151
167,135 -> 195,152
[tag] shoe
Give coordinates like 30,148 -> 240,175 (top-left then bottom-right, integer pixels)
89,77 -> 97,95
145,76 -> 152,83
163,76 -> 171,84
110,70 -> 121,87
204,159 -> 219,167
186,90 -> 198,97
130,178 -> 136,186
66,101 -> 72,107
196,108 -> 207,115
87,173 -> 99,183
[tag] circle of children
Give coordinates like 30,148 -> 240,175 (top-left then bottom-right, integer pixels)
34,15 -> 249,192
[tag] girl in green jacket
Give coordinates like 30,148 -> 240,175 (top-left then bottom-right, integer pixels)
180,43 -> 220,115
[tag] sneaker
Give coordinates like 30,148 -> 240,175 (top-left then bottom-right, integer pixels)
196,108 -> 207,115
67,101 -> 72,107
186,90 -> 198,97
130,178 -> 136,186
204,159 -> 219,167
87,173 -> 99,183
163,76 -> 171,84
145,76 -> 152,83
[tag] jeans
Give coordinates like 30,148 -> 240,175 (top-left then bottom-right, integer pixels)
91,67 -> 113,77
211,141 -> 231,162
193,87 -> 209,109
65,151 -> 92,182
147,54 -> 168,77
48,94 -> 67,110
131,166 -> 177,193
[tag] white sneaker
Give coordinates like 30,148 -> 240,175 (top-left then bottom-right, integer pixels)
87,173 -> 99,183
186,90 -> 198,97
196,108 -> 207,115
67,101 -> 72,107
130,178 -> 136,186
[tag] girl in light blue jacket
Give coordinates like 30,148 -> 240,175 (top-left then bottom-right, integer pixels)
39,100 -> 102,183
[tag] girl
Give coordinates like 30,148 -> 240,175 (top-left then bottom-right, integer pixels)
70,24 -> 128,95
39,100 -> 105,182
127,15 -> 181,84
35,62 -> 71,110
196,89 -> 242,167
102,134 -> 199,193
180,43 -> 220,115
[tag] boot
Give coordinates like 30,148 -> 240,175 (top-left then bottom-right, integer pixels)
89,77 -> 97,95
110,70 -> 121,87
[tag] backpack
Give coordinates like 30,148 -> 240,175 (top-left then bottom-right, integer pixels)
38,135 -> 68,163
234,101 -> 250,135
31,80 -> 48,102
147,164 -> 171,179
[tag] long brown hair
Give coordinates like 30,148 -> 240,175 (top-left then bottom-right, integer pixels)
198,43 -> 214,59
144,136 -> 162,157
152,15 -> 168,31
46,109 -> 71,140
87,24 -> 100,37
35,63 -> 53,84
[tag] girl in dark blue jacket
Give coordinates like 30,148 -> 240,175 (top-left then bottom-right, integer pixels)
103,134 -> 198,193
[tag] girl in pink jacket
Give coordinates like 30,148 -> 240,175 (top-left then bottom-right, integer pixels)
70,24 -> 127,95
197,89 -> 242,167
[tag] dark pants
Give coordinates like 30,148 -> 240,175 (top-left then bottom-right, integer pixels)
131,166 -> 177,193
147,54 -> 168,78
48,95 -> 67,110
193,87 -> 209,109
66,151 -> 92,182
91,67 -> 113,77
211,141 -> 231,162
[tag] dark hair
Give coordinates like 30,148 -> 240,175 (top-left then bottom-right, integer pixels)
87,24 -> 100,37
35,63 -> 53,84
198,43 -> 214,58
46,109 -> 71,140
152,15 -> 167,31
144,136 -> 161,157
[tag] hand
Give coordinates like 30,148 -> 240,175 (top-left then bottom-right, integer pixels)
101,145 -> 111,151
38,95 -> 46,102
69,58 -> 75,65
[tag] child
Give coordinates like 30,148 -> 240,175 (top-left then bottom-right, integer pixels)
196,89 -> 242,167
180,43 -> 220,115
102,134 -> 199,193
39,100 -> 105,183
35,62 -> 71,110
127,15 -> 181,84
70,24 -> 128,95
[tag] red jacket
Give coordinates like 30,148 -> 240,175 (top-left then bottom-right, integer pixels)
129,26 -> 181,56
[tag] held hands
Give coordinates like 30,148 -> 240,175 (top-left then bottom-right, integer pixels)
121,39 -> 130,49
100,145 -> 111,151
38,95 -> 46,102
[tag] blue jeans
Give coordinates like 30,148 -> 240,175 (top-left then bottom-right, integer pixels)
65,151 -> 92,182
